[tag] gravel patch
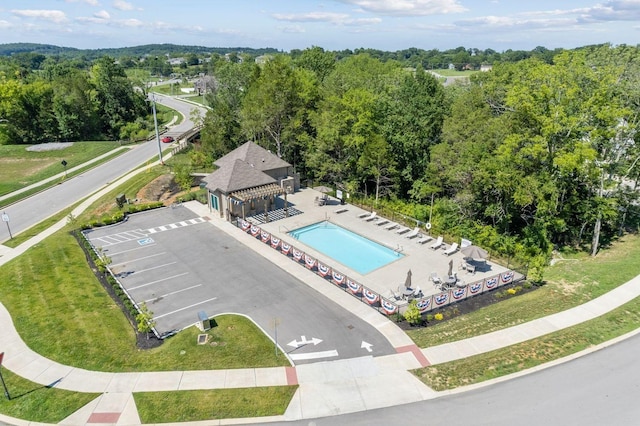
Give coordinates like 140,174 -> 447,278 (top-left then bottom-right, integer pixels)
26,142 -> 74,152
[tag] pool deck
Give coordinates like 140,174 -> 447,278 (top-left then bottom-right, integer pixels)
253,188 -> 514,305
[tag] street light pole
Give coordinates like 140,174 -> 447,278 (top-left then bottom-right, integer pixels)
151,95 -> 163,165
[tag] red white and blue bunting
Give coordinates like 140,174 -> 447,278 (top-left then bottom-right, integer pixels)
332,271 -> 345,286
416,297 -> 431,313
240,220 -> 250,231
346,278 -> 361,295
452,286 -> 467,301
250,225 -> 260,237
270,235 -> 280,248
469,281 -> 483,295
304,254 -> 317,269
500,271 -> 514,284
292,248 -> 303,262
380,298 -> 398,315
281,242 -> 291,255
260,231 -> 270,243
363,287 -> 379,305
484,277 -> 498,291
317,263 -> 331,277
434,292 -> 449,306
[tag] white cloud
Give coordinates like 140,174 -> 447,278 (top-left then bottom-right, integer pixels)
273,12 -> 351,23
65,0 -> 100,6
11,9 -> 68,24
113,0 -> 134,11
279,24 -> 306,33
94,10 -> 110,19
336,0 -> 467,16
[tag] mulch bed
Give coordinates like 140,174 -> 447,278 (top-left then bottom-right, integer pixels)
395,281 -> 540,330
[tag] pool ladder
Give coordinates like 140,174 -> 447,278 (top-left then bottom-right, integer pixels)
395,244 -> 404,254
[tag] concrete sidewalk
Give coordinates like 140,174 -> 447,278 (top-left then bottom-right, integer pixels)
2,198 -> 640,425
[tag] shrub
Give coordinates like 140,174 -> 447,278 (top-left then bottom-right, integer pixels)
507,288 -> 517,295
434,313 -> 444,321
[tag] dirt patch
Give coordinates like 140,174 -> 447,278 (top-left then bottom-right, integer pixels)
136,174 -> 187,205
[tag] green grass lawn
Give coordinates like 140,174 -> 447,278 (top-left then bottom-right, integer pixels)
134,386 -> 298,423
429,69 -> 477,77
406,234 -> 640,347
0,142 -> 121,197
0,231 -> 289,371
0,369 -> 98,423
415,294 -> 640,390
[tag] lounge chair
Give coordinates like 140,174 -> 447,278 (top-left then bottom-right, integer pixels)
387,289 -> 401,301
357,212 -> 370,219
405,227 -> 420,239
430,236 -> 444,250
376,218 -> 390,226
413,286 -> 423,298
384,222 -> 398,230
363,211 -> 377,221
335,207 -> 348,214
416,235 -> 434,244
395,226 -> 410,234
443,242 -> 459,256
429,272 -> 442,285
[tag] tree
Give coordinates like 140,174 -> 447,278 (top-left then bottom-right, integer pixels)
136,302 -> 156,340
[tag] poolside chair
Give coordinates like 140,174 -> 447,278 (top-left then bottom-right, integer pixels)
430,236 -> 444,250
429,272 -> 442,286
363,211 -> 377,221
405,227 -> 420,239
416,235 -> 434,244
413,286 -> 423,298
376,218 -> 390,226
387,289 -> 402,301
395,226 -> 410,235
357,212 -> 370,219
384,222 -> 398,231
443,242 -> 459,256
335,207 -> 348,214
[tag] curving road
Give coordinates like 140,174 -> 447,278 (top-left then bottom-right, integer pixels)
262,332 -> 640,426
0,95 -> 206,243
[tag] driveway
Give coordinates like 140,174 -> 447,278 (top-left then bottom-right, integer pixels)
84,206 -> 396,364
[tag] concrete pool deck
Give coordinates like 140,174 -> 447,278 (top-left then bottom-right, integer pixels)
238,187 -> 515,305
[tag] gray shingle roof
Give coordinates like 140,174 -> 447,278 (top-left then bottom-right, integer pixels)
205,159 -> 276,193
214,141 -> 290,172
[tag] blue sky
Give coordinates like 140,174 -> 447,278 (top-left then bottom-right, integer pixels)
0,0 -> 638,51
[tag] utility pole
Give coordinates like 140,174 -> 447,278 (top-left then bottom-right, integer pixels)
151,95 -> 163,165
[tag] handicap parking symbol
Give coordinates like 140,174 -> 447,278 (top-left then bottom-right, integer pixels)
138,238 -> 154,245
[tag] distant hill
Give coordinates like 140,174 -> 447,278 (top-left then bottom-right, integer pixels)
0,43 -> 280,58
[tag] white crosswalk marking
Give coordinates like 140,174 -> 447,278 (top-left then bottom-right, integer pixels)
145,217 -> 208,235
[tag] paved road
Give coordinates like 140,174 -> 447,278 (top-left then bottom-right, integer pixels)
263,332 -> 640,426
0,96 -> 206,243
85,206 -> 396,364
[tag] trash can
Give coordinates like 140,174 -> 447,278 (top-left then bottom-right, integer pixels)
197,310 -> 211,331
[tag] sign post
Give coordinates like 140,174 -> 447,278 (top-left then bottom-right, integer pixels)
0,352 -> 10,400
61,159 -> 68,178
1,212 -> 11,240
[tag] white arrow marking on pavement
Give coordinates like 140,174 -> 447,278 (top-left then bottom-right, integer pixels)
287,335 -> 323,348
289,350 -> 339,361
361,341 -> 373,352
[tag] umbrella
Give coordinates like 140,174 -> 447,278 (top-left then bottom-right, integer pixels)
404,269 -> 412,289
461,245 -> 488,260
313,185 -> 332,194
447,259 -> 453,277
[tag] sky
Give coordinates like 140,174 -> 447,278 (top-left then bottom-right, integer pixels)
0,0 -> 639,52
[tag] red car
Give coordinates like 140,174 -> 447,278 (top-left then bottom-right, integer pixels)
161,136 -> 174,143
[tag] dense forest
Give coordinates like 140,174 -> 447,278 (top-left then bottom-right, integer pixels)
0,43 -> 638,278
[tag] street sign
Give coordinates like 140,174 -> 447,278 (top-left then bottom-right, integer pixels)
1,213 -> 8,222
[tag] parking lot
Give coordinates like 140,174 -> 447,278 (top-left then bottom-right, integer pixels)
83,206 -> 395,364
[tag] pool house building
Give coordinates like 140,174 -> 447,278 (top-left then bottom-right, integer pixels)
203,141 -> 300,221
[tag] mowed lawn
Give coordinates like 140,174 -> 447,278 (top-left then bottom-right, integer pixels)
0,142 -> 121,196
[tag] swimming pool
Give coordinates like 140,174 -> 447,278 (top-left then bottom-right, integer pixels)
288,221 -> 403,274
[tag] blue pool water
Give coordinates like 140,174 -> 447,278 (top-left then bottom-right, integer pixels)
288,221 -> 403,274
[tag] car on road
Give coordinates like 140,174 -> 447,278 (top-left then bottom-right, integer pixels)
161,136 -> 174,143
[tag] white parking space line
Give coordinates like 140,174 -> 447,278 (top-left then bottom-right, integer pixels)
153,297 -> 218,320
128,272 -> 189,291
108,245 -> 157,256
143,284 -> 202,303
122,230 -> 147,239
120,262 -> 177,276
110,252 -> 167,267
